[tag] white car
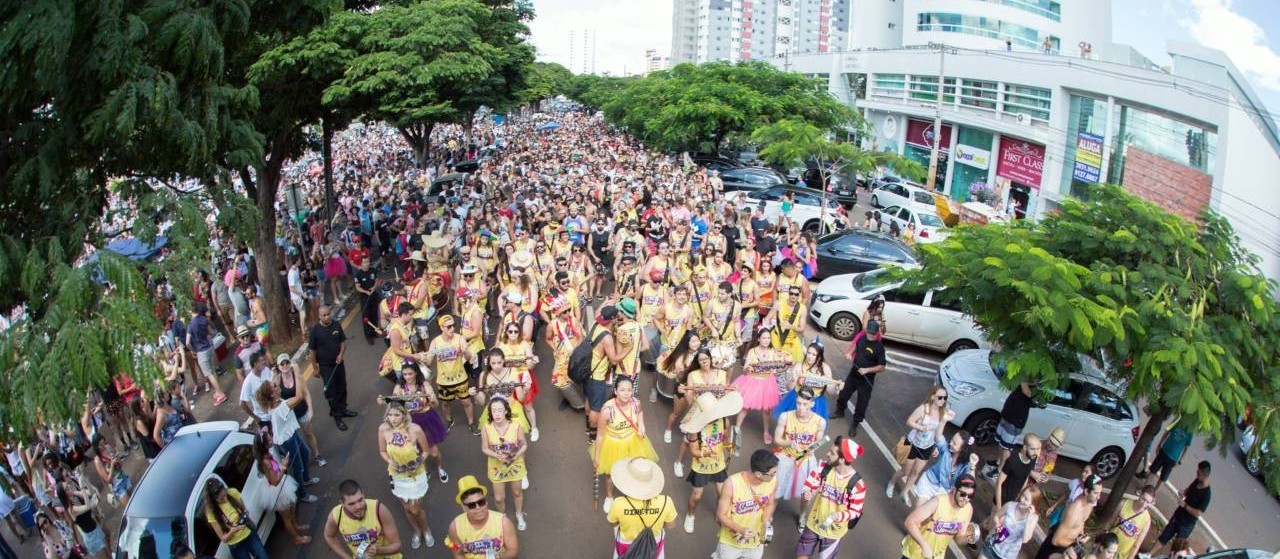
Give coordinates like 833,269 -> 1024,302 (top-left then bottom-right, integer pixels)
728,184 -> 842,235
878,205 -> 950,243
939,349 -> 1140,479
808,269 -> 988,354
870,181 -> 934,210
116,421 -> 278,559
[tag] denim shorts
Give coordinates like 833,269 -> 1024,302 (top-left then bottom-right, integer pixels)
585,378 -> 610,411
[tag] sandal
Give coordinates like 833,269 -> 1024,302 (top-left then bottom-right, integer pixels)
212,394 -> 228,406
294,535 -> 312,545
763,433 -> 774,445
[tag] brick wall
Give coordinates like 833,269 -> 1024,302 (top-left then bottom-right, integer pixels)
1121,146 -> 1213,222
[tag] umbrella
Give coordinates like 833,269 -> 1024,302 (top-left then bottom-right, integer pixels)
536,122 -> 562,132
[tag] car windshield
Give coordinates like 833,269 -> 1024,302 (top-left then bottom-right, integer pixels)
917,212 -> 945,227
116,515 -> 189,559
852,268 -> 896,292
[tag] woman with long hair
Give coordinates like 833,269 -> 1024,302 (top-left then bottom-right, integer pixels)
150,395 -> 183,450
254,380 -> 317,503
593,376 -> 659,512
275,355 -> 326,467
481,397 -> 529,532
473,348 -> 533,436
377,401 -> 434,549
912,429 -> 978,507
660,331 -> 703,442
981,484 -> 1041,559
888,386 -> 955,503
34,511 -> 78,559
251,431 -> 310,545
91,438 -> 130,508
392,363 -> 449,482
202,478 -> 269,559
672,349 -> 733,474
127,398 -> 161,462
732,329 -> 792,445
774,341 -> 833,420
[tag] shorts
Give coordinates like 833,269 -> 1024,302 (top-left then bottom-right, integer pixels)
1158,520 -> 1196,544
981,537 -> 1014,559
714,541 -> 765,559
585,378 -> 610,411
112,475 -> 133,498
687,468 -> 728,488
437,379 -> 471,402
299,408 -> 313,424
196,348 -> 217,379
81,524 -> 108,555
907,443 -> 935,461
795,528 -> 842,559
996,419 -> 1023,451
291,295 -> 305,312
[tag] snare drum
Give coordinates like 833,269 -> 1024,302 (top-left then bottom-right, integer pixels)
654,349 -> 679,399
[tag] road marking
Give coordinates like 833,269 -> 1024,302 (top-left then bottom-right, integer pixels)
1163,480 -> 1228,550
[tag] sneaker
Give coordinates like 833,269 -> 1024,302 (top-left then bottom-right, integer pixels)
649,387 -> 658,403
301,494 -> 319,503
602,497 -> 614,513
901,488 -> 912,506
411,534 -> 422,550
424,532 -> 435,548
241,417 -> 255,430
886,483 -> 896,499
517,513 -> 528,531
673,461 -> 685,478
530,428 -> 540,442
470,424 -> 481,436
316,455 -> 328,467
304,477 -> 320,486
683,515 -> 695,533
1135,471 -> 1150,480
663,430 -> 672,444
438,468 -> 450,483
521,476 -> 530,490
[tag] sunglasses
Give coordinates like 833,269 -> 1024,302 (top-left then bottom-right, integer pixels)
935,394 -> 947,401
463,498 -> 487,509
506,329 -> 519,334
957,490 -> 975,499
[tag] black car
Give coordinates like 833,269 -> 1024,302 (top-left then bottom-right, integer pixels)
813,229 -> 916,280
719,167 -> 788,193
693,154 -> 742,174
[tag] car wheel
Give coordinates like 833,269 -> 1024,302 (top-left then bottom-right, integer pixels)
1091,446 -> 1126,479
1244,452 -> 1262,476
947,339 -> 980,355
963,410 -> 1000,446
870,194 -> 880,208
828,312 -> 861,342
802,220 -> 824,235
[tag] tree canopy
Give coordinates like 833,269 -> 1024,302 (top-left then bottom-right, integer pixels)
751,117 -> 925,189
898,183 -> 1280,512
600,61 -> 851,153
517,62 -> 574,106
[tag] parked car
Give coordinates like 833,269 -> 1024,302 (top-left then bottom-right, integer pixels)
1238,423 -> 1274,483
1194,549 -> 1277,559
808,269 -> 987,353
939,349 -> 1140,479
877,204 -> 950,243
825,175 -> 859,207
813,229 -> 917,280
726,184 -> 842,235
115,421 -> 277,559
719,167 -> 788,193
870,181 -> 934,210
693,154 -> 742,174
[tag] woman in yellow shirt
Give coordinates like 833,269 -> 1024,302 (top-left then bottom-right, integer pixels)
377,401 -> 434,550
594,376 -> 659,512
481,397 -> 529,532
202,479 -> 269,559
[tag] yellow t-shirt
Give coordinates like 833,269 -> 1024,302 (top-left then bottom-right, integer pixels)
1112,500 -> 1152,559
447,513 -> 506,559
691,419 -> 728,475
204,488 -> 251,545
331,499 -> 402,559
717,472 -> 778,549
616,321 -> 643,377
607,495 -> 677,542
638,284 -> 665,324
901,495 -> 973,559
430,335 -> 469,386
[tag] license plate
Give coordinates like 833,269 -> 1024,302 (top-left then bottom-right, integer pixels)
838,190 -> 851,196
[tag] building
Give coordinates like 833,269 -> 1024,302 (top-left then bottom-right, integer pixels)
669,0 -> 851,65
644,49 -> 671,75
890,0 -> 1112,55
772,42 -> 1280,280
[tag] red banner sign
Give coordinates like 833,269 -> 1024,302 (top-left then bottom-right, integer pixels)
996,136 -> 1045,188
906,119 -> 953,152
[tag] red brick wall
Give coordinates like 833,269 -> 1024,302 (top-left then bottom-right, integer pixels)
1121,146 -> 1212,222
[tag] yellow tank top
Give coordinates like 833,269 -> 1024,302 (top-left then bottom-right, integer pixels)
448,513 -> 505,559
638,285 -> 665,324
1112,500 -> 1151,559
497,342 -> 531,372
385,427 -> 423,477
692,419 -> 728,475
690,280 -> 713,318
431,335 -> 468,386
410,280 -> 432,319
660,303 -> 690,346
604,401 -> 641,440
686,368 -> 727,390
706,299 -> 737,342
332,500 -> 403,559
805,467 -> 860,539
779,411 -> 824,459
462,305 -> 486,355
776,273 -> 804,304
717,472 -> 778,549
902,494 -> 973,559
616,321 -> 642,377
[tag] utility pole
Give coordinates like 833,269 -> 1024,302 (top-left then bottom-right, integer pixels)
926,42 -> 946,192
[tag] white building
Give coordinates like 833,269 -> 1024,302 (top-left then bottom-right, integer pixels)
773,42 -> 1280,280
890,0 -> 1112,55
644,49 -> 671,75
670,0 -> 852,65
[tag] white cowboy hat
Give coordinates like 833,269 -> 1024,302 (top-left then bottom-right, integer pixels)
408,250 -> 427,262
509,251 -> 534,269
679,391 -> 744,434
610,457 -> 665,500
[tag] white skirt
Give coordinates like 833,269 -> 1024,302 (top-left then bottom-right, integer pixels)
774,454 -> 818,501
391,472 -> 429,501
262,476 -> 299,511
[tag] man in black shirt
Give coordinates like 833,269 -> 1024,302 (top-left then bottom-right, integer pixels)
983,380 -> 1035,482
996,433 -> 1041,508
352,264 -> 379,344
832,319 -> 887,436
1151,461 -> 1212,557
308,305 -> 358,430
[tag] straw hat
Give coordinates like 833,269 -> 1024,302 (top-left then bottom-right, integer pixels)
408,250 -> 427,262
679,392 -> 744,434
455,475 -> 488,505
1049,426 -> 1067,448
422,234 -> 449,250
510,251 -> 534,269
610,457 -> 665,500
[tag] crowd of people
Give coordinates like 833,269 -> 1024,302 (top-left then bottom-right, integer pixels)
0,108 -> 1212,559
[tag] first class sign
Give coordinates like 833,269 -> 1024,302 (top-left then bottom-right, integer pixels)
996,137 -> 1046,188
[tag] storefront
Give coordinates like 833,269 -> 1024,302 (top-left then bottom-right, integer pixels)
951,127 -> 995,202
904,119 -> 953,189
995,136 -> 1046,219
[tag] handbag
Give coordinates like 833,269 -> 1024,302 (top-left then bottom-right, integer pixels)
894,436 -> 912,465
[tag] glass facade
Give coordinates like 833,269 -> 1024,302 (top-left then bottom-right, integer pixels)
1003,84 -> 1052,122
1107,104 -> 1217,187
951,127 -> 994,202
1062,95 -> 1110,197
916,13 -> 1060,51
969,0 -> 1062,22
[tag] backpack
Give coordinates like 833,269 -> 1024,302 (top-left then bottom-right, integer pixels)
817,463 -> 864,530
568,325 -> 606,386
618,497 -> 664,559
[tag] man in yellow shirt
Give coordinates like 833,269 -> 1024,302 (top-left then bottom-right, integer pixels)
607,458 -> 677,558
426,314 -> 477,434
446,475 -> 519,559
715,449 -> 780,559
1111,485 -> 1155,559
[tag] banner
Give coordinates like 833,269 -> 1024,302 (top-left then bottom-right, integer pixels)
954,143 -> 991,170
906,119 -> 953,151
996,137 -> 1045,188
1072,132 -> 1104,183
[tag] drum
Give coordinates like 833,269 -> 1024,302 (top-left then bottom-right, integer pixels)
557,382 -> 586,411
708,341 -> 737,370
655,369 -> 678,400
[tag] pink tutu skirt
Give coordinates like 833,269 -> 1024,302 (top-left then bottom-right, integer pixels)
732,374 -> 781,410
324,255 -> 348,277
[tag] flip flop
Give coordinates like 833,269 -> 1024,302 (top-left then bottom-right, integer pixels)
212,394 -> 228,406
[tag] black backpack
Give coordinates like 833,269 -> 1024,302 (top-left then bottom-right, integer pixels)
568,325 -> 606,386
618,497 -> 664,559
817,463 -> 864,530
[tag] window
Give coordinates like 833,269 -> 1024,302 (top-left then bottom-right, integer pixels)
928,289 -> 962,312
752,188 -> 781,201
967,0 -> 1061,21
1042,380 -> 1084,409
909,75 -> 957,103
912,191 -> 935,205
1003,84 -> 1051,122
916,12 -> 1058,51
871,73 -> 906,100
960,79 -> 999,111
831,235 -> 870,255
215,444 -> 255,493
867,240 -> 913,263
882,288 -> 926,306
1082,385 -> 1133,420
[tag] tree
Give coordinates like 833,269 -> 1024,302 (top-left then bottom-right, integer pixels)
0,0 -> 262,429
601,61 -> 850,153
897,183 -> 1280,520
565,74 -> 634,110
751,117 -> 925,231
516,62 -> 573,107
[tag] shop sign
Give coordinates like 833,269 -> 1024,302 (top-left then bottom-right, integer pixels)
1072,131 -> 1103,183
906,119 -> 953,151
996,137 -> 1045,188
954,143 -> 990,170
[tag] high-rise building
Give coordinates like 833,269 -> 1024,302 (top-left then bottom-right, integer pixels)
644,49 -> 671,74
849,0 -> 1112,55
670,0 -> 851,65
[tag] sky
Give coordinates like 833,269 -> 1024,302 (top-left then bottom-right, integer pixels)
526,0 -> 1280,123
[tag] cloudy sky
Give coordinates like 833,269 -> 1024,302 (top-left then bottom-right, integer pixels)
527,0 -> 1280,123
